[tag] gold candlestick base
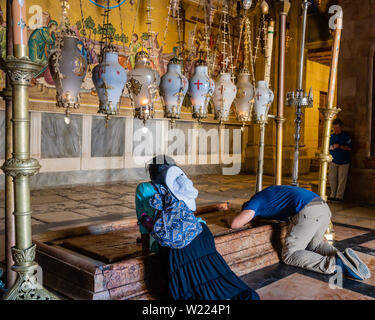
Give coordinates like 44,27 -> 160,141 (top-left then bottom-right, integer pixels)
2,245 -> 58,300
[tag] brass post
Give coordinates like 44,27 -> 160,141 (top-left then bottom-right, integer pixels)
4,0 -> 16,289
318,13 -> 343,243
0,0 -> 58,300
275,0 -> 290,185
256,121 -> 266,192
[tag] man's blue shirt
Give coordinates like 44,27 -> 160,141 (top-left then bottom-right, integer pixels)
329,131 -> 352,165
242,186 -> 319,221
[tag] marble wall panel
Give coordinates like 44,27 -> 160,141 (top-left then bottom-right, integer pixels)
199,123 -> 220,156
91,117 -> 125,158
225,125 -> 240,155
41,113 -> 82,159
132,119 -> 158,157
167,121 -> 192,156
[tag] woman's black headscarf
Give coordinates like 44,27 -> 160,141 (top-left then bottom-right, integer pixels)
147,155 -> 176,184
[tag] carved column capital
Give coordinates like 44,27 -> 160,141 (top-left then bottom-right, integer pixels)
316,153 -> 333,163
1,55 -> 44,86
318,107 -> 342,121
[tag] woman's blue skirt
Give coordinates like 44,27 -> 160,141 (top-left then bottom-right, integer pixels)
159,223 -> 260,300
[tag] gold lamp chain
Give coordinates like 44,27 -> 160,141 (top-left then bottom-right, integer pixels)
234,9 -> 246,71
243,17 -> 251,72
118,4 -> 126,53
204,3 -> 212,72
227,9 -> 235,80
162,1 -> 173,47
79,0 -> 89,50
211,4 -> 224,75
60,0 -> 70,30
248,17 -> 256,86
131,0 -> 141,40
221,2 -> 229,72
176,1 -> 183,58
146,0 -> 156,60
188,0 -> 201,60
252,13 -> 265,70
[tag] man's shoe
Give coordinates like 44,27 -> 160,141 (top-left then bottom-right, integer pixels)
344,248 -> 371,279
328,197 -> 336,202
335,198 -> 343,202
336,251 -> 364,280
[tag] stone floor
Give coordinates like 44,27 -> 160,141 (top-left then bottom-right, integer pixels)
1,172 -> 375,300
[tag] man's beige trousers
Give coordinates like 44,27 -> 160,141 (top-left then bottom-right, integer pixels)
329,163 -> 350,200
282,201 -> 338,274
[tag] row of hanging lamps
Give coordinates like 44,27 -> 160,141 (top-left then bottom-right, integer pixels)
213,0 -> 237,124
49,0 -> 88,124
160,0 -> 188,125
189,52 -> 215,123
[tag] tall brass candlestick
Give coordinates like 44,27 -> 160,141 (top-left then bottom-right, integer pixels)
3,0 -> 16,289
287,0 -> 314,187
318,12 -> 343,243
275,0 -> 290,185
255,18 -> 274,193
0,0 -> 58,300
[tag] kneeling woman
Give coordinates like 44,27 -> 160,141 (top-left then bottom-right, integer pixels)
135,155 -> 259,300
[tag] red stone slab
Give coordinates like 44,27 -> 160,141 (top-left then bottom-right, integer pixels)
61,228 -> 141,263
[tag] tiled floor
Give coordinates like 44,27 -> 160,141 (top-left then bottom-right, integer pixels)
257,273 -> 374,300
1,172 -> 375,300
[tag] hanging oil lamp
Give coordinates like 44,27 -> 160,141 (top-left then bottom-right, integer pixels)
234,17 -> 254,126
241,0 -> 253,10
127,51 -> 159,123
260,0 -> 270,15
92,44 -> 127,121
212,2 -> 237,123
254,80 -> 274,123
189,52 -> 215,122
160,1 -> 188,124
49,0 -> 88,124
160,57 -> 188,123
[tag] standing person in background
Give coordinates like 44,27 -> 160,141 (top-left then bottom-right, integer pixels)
328,119 -> 352,202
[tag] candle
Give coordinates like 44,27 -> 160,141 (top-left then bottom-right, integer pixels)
12,0 -> 28,47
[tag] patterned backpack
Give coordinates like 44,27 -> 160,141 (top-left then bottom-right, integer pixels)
149,183 -> 203,249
